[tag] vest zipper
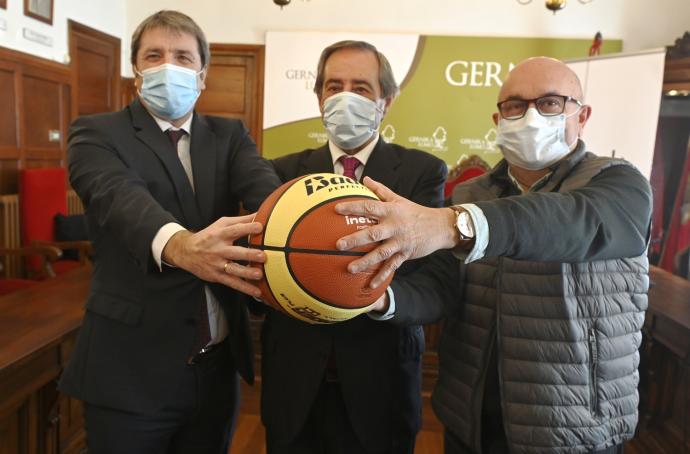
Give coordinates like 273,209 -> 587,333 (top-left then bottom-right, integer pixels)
588,327 -> 600,416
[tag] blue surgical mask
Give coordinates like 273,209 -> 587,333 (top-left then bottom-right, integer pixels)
322,92 -> 384,150
135,63 -> 202,120
496,107 -> 580,170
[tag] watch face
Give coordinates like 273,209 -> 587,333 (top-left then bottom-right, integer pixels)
458,211 -> 474,239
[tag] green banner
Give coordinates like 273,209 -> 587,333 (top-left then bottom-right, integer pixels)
263,35 -> 621,167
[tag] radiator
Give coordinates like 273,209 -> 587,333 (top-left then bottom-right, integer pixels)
0,194 -> 21,277
0,190 -> 84,278
67,190 -> 85,215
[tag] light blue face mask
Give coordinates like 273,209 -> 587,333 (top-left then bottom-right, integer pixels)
136,63 -> 203,120
322,92 -> 385,150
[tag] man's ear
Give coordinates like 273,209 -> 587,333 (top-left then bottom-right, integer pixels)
381,95 -> 395,117
133,65 -> 142,90
492,112 -> 499,126
198,66 -> 208,91
577,105 -> 592,135
317,94 -> 325,115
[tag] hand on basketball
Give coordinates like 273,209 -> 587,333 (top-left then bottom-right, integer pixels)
162,214 -> 266,298
335,177 -> 458,289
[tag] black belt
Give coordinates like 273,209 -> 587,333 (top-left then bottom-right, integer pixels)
187,341 -> 225,365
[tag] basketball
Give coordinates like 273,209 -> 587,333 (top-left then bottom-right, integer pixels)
249,173 -> 394,324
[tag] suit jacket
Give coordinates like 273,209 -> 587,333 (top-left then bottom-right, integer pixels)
261,138 -> 447,451
59,99 -> 281,414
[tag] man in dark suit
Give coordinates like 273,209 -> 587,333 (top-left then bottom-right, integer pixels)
59,11 -> 280,454
261,40 -> 447,454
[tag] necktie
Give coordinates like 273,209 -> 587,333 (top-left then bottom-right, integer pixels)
324,155 -> 362,380
166,129 -> 211,352
165,128 -> 186,152
340,156 -> 361,180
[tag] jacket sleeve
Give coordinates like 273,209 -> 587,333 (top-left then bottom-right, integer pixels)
408,156 -> 447,209
476,164 -> 652,262
68,116 -> 177,272
389,250 -> 462,325
226,123 -> 282,213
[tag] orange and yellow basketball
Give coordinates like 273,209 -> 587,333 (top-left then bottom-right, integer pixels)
249,173 -> 393,324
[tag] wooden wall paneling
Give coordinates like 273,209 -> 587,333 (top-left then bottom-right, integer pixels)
22,74 -> 65,156
198,44 -> 265,151
69,21 -> 121,118
0,59 -> 22,194
0,60 -> 20,157
0,46 -> 71,194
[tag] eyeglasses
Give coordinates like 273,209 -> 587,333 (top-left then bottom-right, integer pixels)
497,95 -> 583,120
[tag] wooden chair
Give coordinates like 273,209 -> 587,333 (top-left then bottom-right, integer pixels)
19,168 -> 91,279
444,154 -> 491,199
0,245 -> 62,296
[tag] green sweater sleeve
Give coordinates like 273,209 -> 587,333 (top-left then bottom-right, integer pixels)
476,164 -> 652,262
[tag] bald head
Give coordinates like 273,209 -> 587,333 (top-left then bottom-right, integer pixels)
492,56 -> 591,161
498,57 -> 583,103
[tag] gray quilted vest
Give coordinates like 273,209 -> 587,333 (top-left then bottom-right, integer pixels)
433,152 -> 649,453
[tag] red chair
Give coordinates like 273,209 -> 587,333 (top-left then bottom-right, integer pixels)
444,155 -> 491,199
19,167 -> 91,279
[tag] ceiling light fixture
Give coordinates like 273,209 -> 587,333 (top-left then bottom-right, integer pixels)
517,0 -> 593,14
273,0 -> 311,8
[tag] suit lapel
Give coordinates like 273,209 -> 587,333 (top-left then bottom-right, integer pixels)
130,99 -> 202,229
361,138 -> 401,191
301,145 -> 334,174
189,114 -> 216,226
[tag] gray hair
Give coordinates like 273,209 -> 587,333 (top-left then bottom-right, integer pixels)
313,40 -> 399,100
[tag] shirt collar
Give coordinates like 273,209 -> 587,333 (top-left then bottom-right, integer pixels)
506,167 -> 553,193
328,132 -> 379,168
151,113 -> 194,136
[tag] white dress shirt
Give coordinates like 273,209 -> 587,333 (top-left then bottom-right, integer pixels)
149,114 -> 228,348
328,132 -> 378,179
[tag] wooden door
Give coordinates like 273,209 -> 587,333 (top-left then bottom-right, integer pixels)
197,44 -> 265,151
68,20 -> 121,119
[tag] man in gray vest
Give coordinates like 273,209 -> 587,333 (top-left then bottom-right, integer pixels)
335,56 -> 653,454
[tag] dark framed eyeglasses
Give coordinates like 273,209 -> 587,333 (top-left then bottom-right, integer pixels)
497,95 -> 583,120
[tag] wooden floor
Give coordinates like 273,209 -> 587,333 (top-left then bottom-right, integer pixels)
229,379 -> 658,454
229,380 -> 444,454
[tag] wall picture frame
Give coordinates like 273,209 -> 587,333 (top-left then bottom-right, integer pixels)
24,0 -> 53,25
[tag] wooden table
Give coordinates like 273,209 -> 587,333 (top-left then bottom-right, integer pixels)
0,266 -> 91,454
630,266 -> 690,453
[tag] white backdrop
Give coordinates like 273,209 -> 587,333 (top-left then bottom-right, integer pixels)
567,49 -> 666,178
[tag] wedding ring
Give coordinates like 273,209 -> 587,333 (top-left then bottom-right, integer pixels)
223,262 -> 230,274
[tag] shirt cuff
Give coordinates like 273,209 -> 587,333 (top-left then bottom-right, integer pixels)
452,203 -> 489,264
367,287 -> 396,321
151,222 -> 186,271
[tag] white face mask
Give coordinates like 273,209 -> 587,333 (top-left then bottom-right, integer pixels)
496,107 -> 580,170
322,92 -> 384,150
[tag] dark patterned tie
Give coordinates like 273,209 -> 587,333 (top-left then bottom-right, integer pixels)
166,128 -> 211,351
340,156 -> 361,180
165,128 -> 186,152
324,156 -> 363,379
